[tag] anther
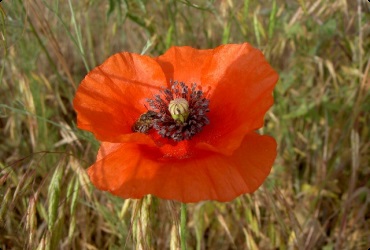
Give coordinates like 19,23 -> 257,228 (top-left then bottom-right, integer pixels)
143,81 -> 210,141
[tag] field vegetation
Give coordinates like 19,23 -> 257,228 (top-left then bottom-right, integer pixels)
0,0 -> 369,249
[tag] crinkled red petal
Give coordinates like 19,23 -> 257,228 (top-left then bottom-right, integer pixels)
155,44 -> 279,156
88,132 -> 277,203
73,52 -> 167,143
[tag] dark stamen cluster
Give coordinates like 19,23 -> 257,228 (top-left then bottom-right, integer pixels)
146,81 -> 210,141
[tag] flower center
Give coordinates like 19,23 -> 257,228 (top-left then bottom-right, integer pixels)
132,81 -> 210,141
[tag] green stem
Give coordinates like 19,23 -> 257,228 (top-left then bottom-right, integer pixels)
180,203 -> 187,250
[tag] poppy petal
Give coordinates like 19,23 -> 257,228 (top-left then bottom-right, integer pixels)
156,44 -> 278,156
73,52 -> 167,142
87,132 -> 277,203
155,46 -> 213,84
199,44 -> 278,155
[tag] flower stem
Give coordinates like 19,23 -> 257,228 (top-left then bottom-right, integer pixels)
180,203 -> 187,250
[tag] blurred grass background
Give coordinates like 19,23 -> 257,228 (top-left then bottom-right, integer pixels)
0,0 -> 369,249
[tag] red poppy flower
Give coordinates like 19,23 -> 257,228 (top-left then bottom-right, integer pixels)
73,43 -> 278,203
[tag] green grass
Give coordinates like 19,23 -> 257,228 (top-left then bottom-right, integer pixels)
1,0 -> 369,249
